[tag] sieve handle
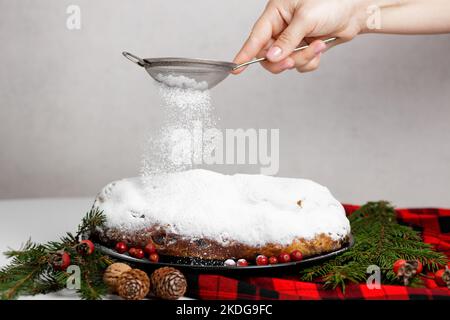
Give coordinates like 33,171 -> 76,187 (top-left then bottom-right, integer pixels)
122,52 -> 146,67
233,37 -> 337,70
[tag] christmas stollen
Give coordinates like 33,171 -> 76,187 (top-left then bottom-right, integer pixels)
91,169 -> 351,260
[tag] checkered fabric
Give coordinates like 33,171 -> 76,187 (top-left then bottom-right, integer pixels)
185,205 -> 450,300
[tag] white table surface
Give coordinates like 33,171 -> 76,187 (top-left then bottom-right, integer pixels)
0,198 -> 190,300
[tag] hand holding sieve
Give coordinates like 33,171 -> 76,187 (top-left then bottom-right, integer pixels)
123,37 -> 336,90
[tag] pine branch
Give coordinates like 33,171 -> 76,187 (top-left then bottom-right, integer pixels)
77,208 -> 106,240
30,272 -> 68,295
300,201 -> 448,292
0,241 -> 50,299
1,209 -> 111,300
75,251 -> 112,300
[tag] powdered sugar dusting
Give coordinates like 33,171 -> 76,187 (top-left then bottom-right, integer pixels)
141,78 -> 214,176
154,73 -> 208,91
93,169 -> 350,246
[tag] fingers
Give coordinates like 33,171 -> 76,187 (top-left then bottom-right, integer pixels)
291,40 -> 326,69
256,38 -> 294,74
261,57 -> 296,74
296,53 -> 321,73
261,39 -> 326,74
232,7 -> 276,75
266,13 -> 309,63
317,36 -> 347,53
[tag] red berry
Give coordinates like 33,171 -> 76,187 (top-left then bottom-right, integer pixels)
115,242 -> 128,254
128,247 -> 136,256
149,253 -> 159,263
268,256 -> 278,265
144,242 -> 157,255
290,250 -> 303,262
435,269 -> 446,286
237,259 -> 248,267
134,248 -> 145,259
129,247 -> 144,259
393,259 -> 406,275
256,255 -> 268,266
435,267 -> 450,287
278,252 -> 291,263
415,261 -> 423,274
52,251 -> 71,271
393,259 -> 422,275
76,240 -> 95,255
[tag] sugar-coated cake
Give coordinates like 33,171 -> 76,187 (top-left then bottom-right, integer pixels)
91,169 -> 351,260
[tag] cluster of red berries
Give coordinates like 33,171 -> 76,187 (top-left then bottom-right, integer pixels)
225,250 -> 303,267
257,250 -> 303,266
51,239 -> 95,271
392,259 -> 423,285
393,259 -> 423,275
115,241 -> 160,263
393,259 -> 450,288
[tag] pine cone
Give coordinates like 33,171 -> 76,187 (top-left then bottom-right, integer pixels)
117,269 -> 150,300
103,263 -> 132,292
150,267 -> 187,300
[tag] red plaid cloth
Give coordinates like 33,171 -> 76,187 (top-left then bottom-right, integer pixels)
185,205 -> 450,300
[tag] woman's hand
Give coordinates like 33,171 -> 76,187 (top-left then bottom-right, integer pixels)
233,0 -> 367,74
233,0 -> 450,74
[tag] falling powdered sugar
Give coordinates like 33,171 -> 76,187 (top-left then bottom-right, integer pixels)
141,75 -> 215,176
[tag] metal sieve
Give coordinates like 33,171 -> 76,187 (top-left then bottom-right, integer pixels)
123,37 -> 336,90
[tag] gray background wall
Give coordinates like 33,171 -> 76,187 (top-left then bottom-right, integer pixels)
1,0 -> 449,207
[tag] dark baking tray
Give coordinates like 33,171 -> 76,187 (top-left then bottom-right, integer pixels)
96,235 -> 354,275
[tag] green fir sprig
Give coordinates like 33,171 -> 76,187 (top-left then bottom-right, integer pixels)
300,201 -> 447,292
0,209 -> 112,300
